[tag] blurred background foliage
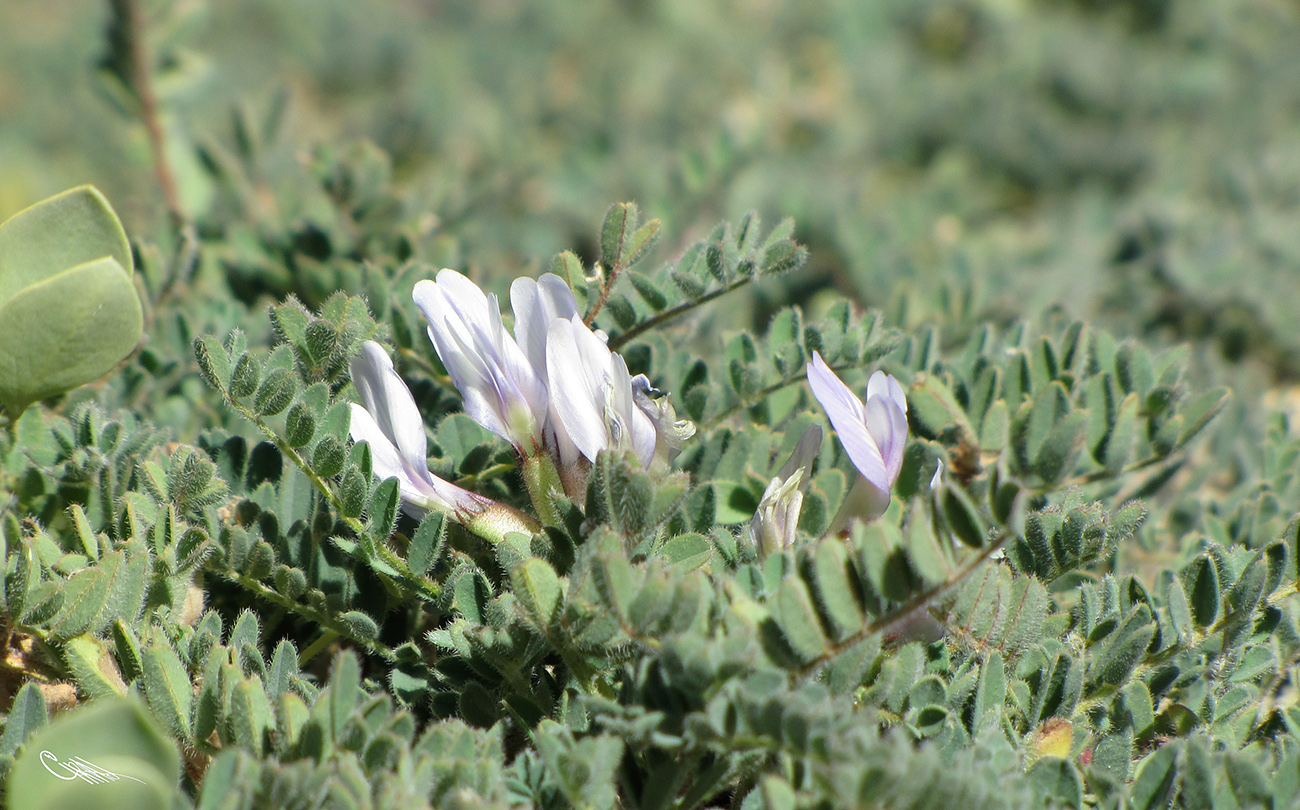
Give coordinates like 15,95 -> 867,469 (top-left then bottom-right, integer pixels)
5,0 -> 1300,364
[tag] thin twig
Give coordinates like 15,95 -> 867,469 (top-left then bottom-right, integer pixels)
114,0 -> 185,226
607,282 -> 747,352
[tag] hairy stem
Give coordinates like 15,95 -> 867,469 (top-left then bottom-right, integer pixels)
223,396 -> 443,603
608,281 -> 748,352
521,451 -> 564,529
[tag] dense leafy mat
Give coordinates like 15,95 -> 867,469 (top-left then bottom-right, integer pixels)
2,1 -> 1300,808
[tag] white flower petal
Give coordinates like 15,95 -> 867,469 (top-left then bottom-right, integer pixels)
349,342 -> 429,481
807,353 -> 891,491
511,273 -> 579,380
547,317 -> 609,461
413,270 -> 547,447
348,346 -> 493,519
807,353 -> 866,426
347,402 -> 409,488
611,357 -> 656,466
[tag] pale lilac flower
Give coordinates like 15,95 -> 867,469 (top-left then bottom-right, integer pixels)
413,270 -> 548,453
348,341 -> 494,519
546,314 -> 658,468
806,352 -> 908,520
510,274 -> 585,468
750,425 -> 823,556
510,273 -> 582,380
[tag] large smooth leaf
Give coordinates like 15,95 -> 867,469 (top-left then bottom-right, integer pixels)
6,697 -> 179,810
0,187 -> 142,417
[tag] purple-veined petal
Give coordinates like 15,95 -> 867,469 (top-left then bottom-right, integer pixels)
807,353 -> 892,491
864,395 -> 908,487
807,353 -> 866,427
867,369 -> 908,416
348,403 -> 450,515
413,270 -> 547,447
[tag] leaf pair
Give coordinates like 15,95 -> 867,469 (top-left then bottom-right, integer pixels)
0,187 -> 142,419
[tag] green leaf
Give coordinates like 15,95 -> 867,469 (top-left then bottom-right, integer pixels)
0,187 -> 142,418
1166,577 -> 1193,644
660,533 -> 711,571
63,633 -> 128,699
230,677 -> 275,756
774,576 -> 830,664
229,351 -> 260,398
908,374 -> 974,442
1101,392 -> 1139,475
366,476 -> 401,540
47,568 -> 109,640
809,539 -> 864,640
622,219 -> 661,270
0,682 -> 46,757
758,775 -> 797,810
1129,743 -> 1179,810
972,653 -> 1005,731
406,511 -> 446,576
7,698 -> 179,810
600,202 -> 636,269
1185,555 -> 1220,627
6,542 -> 41,621
328,651 -> 361,743
337,611 -> 379,641
512,558 -> 562,629
1032,411 -> 1088,485
1025,758 -> 1082,810
253,367 -> 295,416
141,643 -> 194,744
942,486 -> 988,548
193,335 -> 231,393
1178,738 -> 1215,810
627,271 -> 667,311
284,402 -> 317,448
339,466 -> 368,518
1225,752 -> 1270,808
1090,605 -> 1154,691
1177,387 -> 1231,448
761,240 -> 806,275
593,553 -> 635,624
312,434 -> 346,477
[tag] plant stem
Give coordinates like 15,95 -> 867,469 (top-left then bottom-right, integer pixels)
607,282 -> 747,351
298,630 -> 341,667
521,451 -> 564,529
113,0 -> 185,227
224,397 -> 443,602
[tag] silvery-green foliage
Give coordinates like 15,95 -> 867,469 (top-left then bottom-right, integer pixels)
5,3 -> 1300,803
0,186 -> 1288,810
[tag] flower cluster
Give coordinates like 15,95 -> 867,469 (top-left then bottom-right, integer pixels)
748,353 -> 911,556
349,269 -> 694,534
348,267 -> 911,550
